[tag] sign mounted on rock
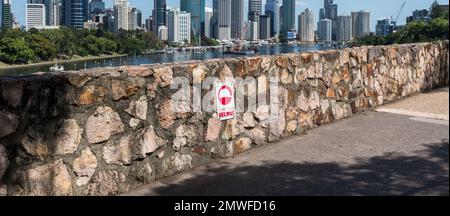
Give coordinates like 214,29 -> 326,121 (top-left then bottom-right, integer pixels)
215,81 -> 235,120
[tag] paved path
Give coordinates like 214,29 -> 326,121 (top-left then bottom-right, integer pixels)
124,89 -> 449,196
376,88 -> 449,120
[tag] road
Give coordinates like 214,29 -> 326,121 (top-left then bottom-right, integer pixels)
123,88 -> 449,196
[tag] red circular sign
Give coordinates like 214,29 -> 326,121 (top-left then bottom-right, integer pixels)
218,85 -> 233,106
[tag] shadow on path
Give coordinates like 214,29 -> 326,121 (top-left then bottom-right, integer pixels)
146,140 -> 449,196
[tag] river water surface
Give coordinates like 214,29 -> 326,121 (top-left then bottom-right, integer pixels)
0,44 -> 332,76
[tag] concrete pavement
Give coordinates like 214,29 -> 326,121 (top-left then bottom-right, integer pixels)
123,89 -> 449,196
376,88 -> 449,120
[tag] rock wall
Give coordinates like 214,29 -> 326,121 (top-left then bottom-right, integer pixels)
0,41 -> 448,196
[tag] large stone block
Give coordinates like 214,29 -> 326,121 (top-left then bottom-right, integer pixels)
0,110 -> 19,138
85,106 -> 125,144
162,153 -> 193,177
0,79 -> 23,108
54,119 -> 82,155
133,126 -> 164,159
0,144 -> 8,181
125,96 -> 148,120
73,148 -> 97,186
205,117 -> 222,142
153,66 -> 174,87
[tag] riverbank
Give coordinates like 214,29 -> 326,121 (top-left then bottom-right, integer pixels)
0,43 -> 327,76
0,53 -> 129,70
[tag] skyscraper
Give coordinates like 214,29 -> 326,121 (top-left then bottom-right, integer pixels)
1,0 -> 12,29
352,10 -> 370,38
318,19 -> 332,43
212,0 -> 231,40
62,0 -> 85,29
168,9 -> 191,44
128,7 -> 142,30
265,0 -> 280,37
319,8 -> 325,20
259,15 -> 270,40
45,0 -> 60,26
114,0 -> 128,32
248,0 -> 262,22
29,0 -> 60,26
281,0 -> 295,33
298,8 -> 314,42
204,7 -> 213,38
181,0 -> 205,39
26,3 -> 46,31
153,0 -> 166,33
336,15 -> 352,42
231,0 -> 244,39
25,3 -> 45,31
82,0 -> 89,20
90,0 -> 105,14
323,0 -> 337,41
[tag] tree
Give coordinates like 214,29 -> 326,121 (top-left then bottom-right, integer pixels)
0,37 -> 35,64
201,36 -> 220,46
26,34 -> 57,61
137,31 -> 163,51
122,37 -> 145,54
279,34 -> 288,43
430,1 -> 446,19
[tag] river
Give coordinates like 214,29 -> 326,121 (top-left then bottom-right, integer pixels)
0,43 -> 332,76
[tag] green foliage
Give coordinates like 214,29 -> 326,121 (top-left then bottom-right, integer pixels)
0,27 -> 163,64
201,36 -> 220,46
122,37 -> 145,54
26,34 -> 57,61
278,34 -> 288,44
351,33 -> 386,47
351,7 -> 449,47
0,37 -> 35,64
430,0 -> 447,19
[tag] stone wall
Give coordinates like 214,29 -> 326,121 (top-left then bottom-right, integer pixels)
0,41 -> 448,196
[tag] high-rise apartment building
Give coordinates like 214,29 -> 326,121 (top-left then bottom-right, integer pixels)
204,7 -> 213,38
26,3 -> 46,31
153,0 -> 166,34
352,10 -> 370,38
168,9 -> 191,44
2,0 -> 12,29
128,7 -> 142,30
318,18 -> 332,43
231,0 -> 244,39
281,0 -> 295,33
114,0 -> 128,32
376,18 -> 393,36
336,15 -> 352,42
259,15 -> 270,40
90,0 -> 105,14
212,0 -> 231,40
62,0 -> 85,29
298,8 -> 314,42
248,0 -> 262,22
406,9 -> 431,23
30,0 -> 60,26
323,0 -> 338,41
181,0 -> 205,39
265,0 -> 280,37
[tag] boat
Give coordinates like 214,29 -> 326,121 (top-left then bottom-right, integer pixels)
223,41 -> 259,55
49,63 -> 64,72
223,50 -> 256,55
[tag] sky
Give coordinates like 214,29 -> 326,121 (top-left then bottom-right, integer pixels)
11,0 -> 449,32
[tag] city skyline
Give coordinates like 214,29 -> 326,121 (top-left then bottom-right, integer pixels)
9,0 -> 449,33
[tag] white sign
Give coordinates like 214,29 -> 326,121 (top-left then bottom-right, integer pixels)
215,81 -> 235,120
